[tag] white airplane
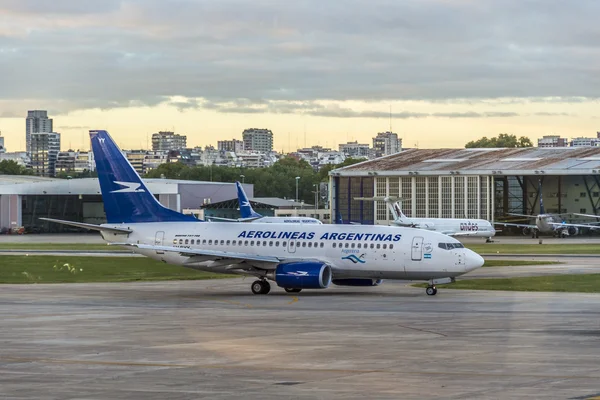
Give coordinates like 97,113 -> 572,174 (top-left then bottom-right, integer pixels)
355,197 -> 497,241
41,130 -> 484,296
208,181 -> 322,224
494,182 -> 600,238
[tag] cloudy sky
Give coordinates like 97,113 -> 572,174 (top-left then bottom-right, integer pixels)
0,0 -> 599,151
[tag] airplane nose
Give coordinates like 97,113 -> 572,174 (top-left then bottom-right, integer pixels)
466,250 -> 485,272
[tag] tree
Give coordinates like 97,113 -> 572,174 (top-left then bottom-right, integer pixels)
465,133 -> 533,148
0,160 -> 33,175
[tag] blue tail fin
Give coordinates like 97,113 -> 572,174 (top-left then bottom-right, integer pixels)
90,130 -> 198,224
538,180 -> 545,214
236,181 -> 262,219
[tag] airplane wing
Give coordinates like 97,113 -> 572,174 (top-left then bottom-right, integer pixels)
40,218 -> 132,234
570,212 -> 600,219
507,213 -> 537,218
493,221 -> 537,229
443,231 -> 489,237
548,222 -> 600,229
206,216 -> 261,223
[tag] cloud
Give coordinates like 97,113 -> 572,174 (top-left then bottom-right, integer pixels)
0,0 -> 599,115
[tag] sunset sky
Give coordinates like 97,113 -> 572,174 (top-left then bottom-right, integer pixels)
1,0 -> 599,152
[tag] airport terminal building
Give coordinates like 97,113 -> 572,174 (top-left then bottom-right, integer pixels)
330,147 -> 600,226
0,176 -> 247,232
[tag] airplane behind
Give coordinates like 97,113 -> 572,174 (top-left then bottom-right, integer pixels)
41,130 -> 484,296
494,181 -> 600,238
208,181 -> 322,224
355,196 -> 497,242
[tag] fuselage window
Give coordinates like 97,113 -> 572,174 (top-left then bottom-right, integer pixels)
320,243 -> 324,248
389,244 -> 394,249
383,244 -> 387,249
185,239 -> 189,245
339,243 -> 342,248
376,244 -> 381,249
220,240 -> 224,245
333,243 -> 337,248
173,239 -> 177,245
250,241 -> 255,246
308,242 -> 312,248
276,241 -> 280,247
202,239 -> 207,245
245,240 -> 249,246
302,242 -> 307,247
226,240 -> 230,245
269,241 -> 273,246
370,243 -> 374,249
179,239 -> 183,244
263,241 -> 267,246
345,243 -> 349,248
190,239 -> 194,245
351,243 -> 355,248
257,241 -> 261,246
357,243 -> 361,249
208,240 -> 212,245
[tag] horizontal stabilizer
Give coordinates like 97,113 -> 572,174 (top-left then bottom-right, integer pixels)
39,218 -> 132,234
207,216 -> 260,223
354,196 -> 409,203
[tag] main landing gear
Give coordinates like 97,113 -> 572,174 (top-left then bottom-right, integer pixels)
426,285 -> 437,296
284,288 -> 302,293
251,280 -> 271,295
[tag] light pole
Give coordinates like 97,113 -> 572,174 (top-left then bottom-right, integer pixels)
312,184 -> 319,219
240,174 -> 245,183
295,176 -> 300,203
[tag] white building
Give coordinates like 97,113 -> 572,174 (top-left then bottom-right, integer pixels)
218,139 -> 244,153
373,131 -> 401,158
26,110 -> 53,155
151,131 -> 187,151
538,135 -> 568,147
0,134 -> 5,153
570,137 -> 600,147
339,141 -> 371,158
242,128 -> 273,153
0,152 -> 30,167
30,132 -> 60,177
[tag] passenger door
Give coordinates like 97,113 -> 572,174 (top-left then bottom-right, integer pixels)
411,237 -> 423,261
154,231 -> 165,254
287,240 -> 296,253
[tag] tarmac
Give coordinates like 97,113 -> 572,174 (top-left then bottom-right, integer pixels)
1,275 -> 600,399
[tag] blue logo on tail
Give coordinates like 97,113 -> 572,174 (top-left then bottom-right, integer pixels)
342,254 -> 366,264
236,181 -> 262,219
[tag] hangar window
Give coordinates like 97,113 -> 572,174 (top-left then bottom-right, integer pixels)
580,192 -> 587,198
594,192 -> 599,197
580,208 -> 587,213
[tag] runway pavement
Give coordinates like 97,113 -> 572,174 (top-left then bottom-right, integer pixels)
1,278 -> 600,399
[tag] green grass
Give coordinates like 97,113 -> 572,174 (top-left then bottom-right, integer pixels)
417,274 -> 600,293
0,243 -> 120,251
0,256 -> 238,284
482,259 -> 563,267
467,243 -> 600,255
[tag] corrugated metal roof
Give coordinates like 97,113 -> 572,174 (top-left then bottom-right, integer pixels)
332,147 -> 600,176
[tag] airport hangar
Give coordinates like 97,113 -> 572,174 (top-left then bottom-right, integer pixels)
0,176 -> 250,233
329,147 -> 600,230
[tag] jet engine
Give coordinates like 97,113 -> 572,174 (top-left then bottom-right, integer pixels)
273,262 -> 332,289
522,227 -> 531,236
332,279 -> 383,287
568,226 -> 579,236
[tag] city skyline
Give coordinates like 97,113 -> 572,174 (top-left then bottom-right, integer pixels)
0,1 -> 599,152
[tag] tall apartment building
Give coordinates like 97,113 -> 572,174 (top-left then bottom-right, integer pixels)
242,128 -> 273,153
537,135 -> 568,147
373,131 -> 401,158
218,139 -> 244,152
339,141 -> 371,158
151,131 -> 187,151
30,132 -> 61,176
26,110 -> 53,154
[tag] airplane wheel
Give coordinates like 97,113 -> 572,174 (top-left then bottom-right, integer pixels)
284,288 -> 302,293
251,280 -> 270,295
426,286 -> 437,296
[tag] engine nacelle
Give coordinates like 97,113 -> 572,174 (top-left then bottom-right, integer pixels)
274,262 -> 332,289
522,227 -> 531,236
332,279 -> 383,287
568,226 -> 579,236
